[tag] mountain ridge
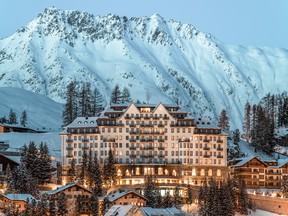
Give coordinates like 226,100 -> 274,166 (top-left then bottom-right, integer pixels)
0,7 -> 288,129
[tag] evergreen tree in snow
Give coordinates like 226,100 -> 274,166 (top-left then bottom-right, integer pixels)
8,109 -> 17,125
103,148 -> 116,187
76,195 -> 84,215
56,192 -> 68,216
101,196 -> 110,216
62,81 -> 78,126
89,194 -> 99,216
173,184 -> 181,209
38,142 -> 52,184
91,87 -> 104,116
143,175 -> 159,207
243,102 -> 251,141
67,158 -> 76,183
48,196 -> 57,216
92,156 -> 103,196
121,87 -> 132,103
218,109 -> 230,131
198,182 -> 208,216
187,184 -> 193,205
110,84 -> 122,104
237,177 -> 249,215
280,175 -> 288,198
79,82 -> 93,117
162,191 -> 173,208
37,195 -> 49,216
79,149 -> 88,186
20,110 -> 28,127
87,148 -> 94,188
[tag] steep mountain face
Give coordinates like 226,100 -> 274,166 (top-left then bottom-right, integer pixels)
0,7 -> 288,129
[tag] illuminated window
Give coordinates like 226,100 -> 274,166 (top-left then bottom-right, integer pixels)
125,169 -> 130,176
217,169 -> 221,177
200,169 -> 205,176
117,169 -> 122,176
192,168 -> 196,176
165,169 -> 169,175
136,167 -> 140,175
172,169 -> 177,176
208,169 -> 213,176
158,167 -> 163,175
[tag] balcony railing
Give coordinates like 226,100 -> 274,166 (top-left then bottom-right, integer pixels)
129,154 -> 137,158
203,146 -> 210,150
158,124 -> 165,127
66,146 -> 73,151
140,146 -> 154,150
158,154 -> 165,158
82,146 -> 90,150
140,138 -> 154,142
203,139 -> 210,142
163,116 -> 169,120
178,138 -> 190,142
66,139 -> 73,143
217,155 -> 223,158
129,131 -> 139,135
82,139 -> 89,142
124,115 -> 131,119
66,154 -> 73,158
217,140 -> 223,143
129,139 -> 136,142
103,138 -> 115,142
129,146 -> 137,150
158,146 -> 165,150
158,139 -> 165,142
129,124 -> 136,127
203,154 -> 210,158
217,147 -> 223,151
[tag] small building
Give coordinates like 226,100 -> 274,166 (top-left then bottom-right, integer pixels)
0,194 -> 36,212
134,207 -> 188,216
229,156 -> 288,189
0,124 -> 37,133
45,182 -> 93,215
108,190 -> 147,207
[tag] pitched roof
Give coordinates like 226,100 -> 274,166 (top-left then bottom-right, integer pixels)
108,190 -> 147,202
0,154 -> 21,165
232,156 -> 268,167
140,207 -> 187,216
104,204 -> 135,216
45,182 -> 92,195
3,194 -> 36,202
65,117 -> 98,128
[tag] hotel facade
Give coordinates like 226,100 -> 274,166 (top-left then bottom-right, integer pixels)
60,102 -> 228,187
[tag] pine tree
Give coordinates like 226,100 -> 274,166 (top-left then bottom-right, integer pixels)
103,148 -> 116,187
76,195 -> 84,215
122,87 -> 132,103
87,148 -> 94,188
48,196 -> 57,216
8,109 -> 17,125
79,149 -> 88,185
92,156 -> 103,196
23,198 -> 32,216
187,184 -> 193,205
92,87 -> 104,116
37,195 -> 48,216
67,159 -> 76,183
62,81 -> 78,126
110,84 -> 122,104
243,102 -> 251,141
173,184 -> 181,209
237,177 -> 249,215
101,196 -> 110,216
89,194 -> 99,216
143,175 -> 158,207
38,142 -> 52,184
21,141 -> 39,180
162,191 -> 173,208
280,175 -> 288,198
20,110 -> 28,127
57,192 -> 68,216
198,182 -> 208,216
218,109 -> 230,131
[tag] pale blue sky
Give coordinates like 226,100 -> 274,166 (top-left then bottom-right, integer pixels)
1,0 -> 287,48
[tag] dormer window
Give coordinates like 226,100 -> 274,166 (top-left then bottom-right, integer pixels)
90,121 -> 94,124
84,121 -> 88,124
78,121 -> 82,124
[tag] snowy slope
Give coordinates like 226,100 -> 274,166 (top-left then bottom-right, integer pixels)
0,87 -> 63,130
0,7 -> 288,129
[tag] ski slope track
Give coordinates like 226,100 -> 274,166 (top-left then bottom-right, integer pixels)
0,7 -> 288,129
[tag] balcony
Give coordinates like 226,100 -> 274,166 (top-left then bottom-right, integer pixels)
217,140 -> 223,143
179,138 -> 190,142
140,123 -> 154,127
129,146 -> 137,150
124,115 -> 131,119
66,139 -> 73,143
103,138 -> 115,142
117,123 -> 124,126
82,146 -> 90,150
158,154 -> 165,158
203,139 -> 210,143
66,154 -> 73,158
158,139 -> 165,142
158,124 -> 165,127
158,146 -> 165,150
203,154 -> 210,158
129,154 -> 137,158
163,116 -> 169,120
129,139 -> 136,143
140,138 -> 154,142
217,155 -> 223,158
140,146 -> 154,150
144,116 -> 150,120
153,116 -> 160,120
135,116 -> 141,119
129,123 -> 136,127
82,138 -> 89,143
203,146 -> 210,150
217,147 -> 223,151
130,131 -> 139,135
66,146 -> 73,151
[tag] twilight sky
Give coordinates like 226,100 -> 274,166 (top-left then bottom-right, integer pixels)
1,0 -> 287,48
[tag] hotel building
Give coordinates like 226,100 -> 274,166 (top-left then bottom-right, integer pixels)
60,102 -> 228,187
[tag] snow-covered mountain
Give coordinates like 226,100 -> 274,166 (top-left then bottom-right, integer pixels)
0,7 -> 288,129
0,87 -> 63,130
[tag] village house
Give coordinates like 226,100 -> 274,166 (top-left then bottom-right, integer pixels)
0,194 -> 36,212
108,190 -> 147,207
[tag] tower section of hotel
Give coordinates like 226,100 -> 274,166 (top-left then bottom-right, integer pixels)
60,102 -> 228,186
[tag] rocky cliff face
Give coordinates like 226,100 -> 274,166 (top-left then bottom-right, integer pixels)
0,7 -> 288,128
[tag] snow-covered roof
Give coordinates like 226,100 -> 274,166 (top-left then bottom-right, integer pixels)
195,118 -> 219,129
275,159 -> 288,168
104,204 -> 135,216
108,190 -> 147,202
231,156 -> 267,167
140,207 -> 187,216
3,194 -> 36,202
65,117 -> 98,128
45,182 -> 92,195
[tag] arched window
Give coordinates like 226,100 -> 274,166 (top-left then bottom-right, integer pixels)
125,169 -> 130,176
192,168 -> 196,176
117,169 -> 122,176
158,167 -> 163,175
172,169 -> 177,176
217,169 -> 221,177
165,169 -> 169,175
200,169 -> 205,176
208,169 -> 213,176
